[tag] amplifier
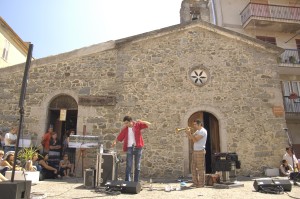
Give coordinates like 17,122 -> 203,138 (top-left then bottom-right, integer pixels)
105,180 -> 141,194
84,168 -> 96,188
95,153 -> 118,187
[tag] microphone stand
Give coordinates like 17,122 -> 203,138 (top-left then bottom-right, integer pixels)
284,128 -> 298,184
11,44 -> 33,182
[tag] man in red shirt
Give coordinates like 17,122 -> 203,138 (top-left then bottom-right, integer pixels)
112,116 -> 151,182
41,127 -> 53,153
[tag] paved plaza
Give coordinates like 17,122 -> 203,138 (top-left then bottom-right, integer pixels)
28,176 -> 300,199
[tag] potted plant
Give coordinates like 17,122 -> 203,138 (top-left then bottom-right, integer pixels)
288,92 -> 298,100
289,56 -> 296,64
17,146 -> 39,168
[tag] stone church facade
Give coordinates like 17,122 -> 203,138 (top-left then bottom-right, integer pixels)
0,20 -> 287,178
0,0 -> 289,178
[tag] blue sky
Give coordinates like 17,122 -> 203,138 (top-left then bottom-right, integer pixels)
1,0 -> 182,58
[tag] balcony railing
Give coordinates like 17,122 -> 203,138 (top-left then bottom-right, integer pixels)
283,96 -> 300,115
279,49 -> 300,65
241,3 -> 300,25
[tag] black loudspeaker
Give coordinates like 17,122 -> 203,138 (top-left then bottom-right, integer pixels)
84,168 -> 96,188
253,179 -> 292,192
253,179 -> 275,191
0,181 -> 31,199
105,180 -> 141,194
272,179 -> 292,192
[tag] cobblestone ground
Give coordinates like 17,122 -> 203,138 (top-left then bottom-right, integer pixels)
29,176 -> 300,199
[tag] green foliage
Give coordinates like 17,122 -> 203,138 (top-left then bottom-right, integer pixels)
289,56 -> 296,64
17,146 -> 39,162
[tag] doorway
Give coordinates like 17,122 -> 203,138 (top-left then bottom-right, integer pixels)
188,111 -> 220,174
47,95 -> 78,157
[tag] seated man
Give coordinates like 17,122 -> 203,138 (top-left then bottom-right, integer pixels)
280,159 -> 293,176
283,147 -> 299,171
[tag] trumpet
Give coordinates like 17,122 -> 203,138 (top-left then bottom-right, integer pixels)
175,127 -> 191,133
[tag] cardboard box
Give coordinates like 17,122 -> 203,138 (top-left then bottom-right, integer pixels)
265,168 -> 279,177
5,171 -> 40,183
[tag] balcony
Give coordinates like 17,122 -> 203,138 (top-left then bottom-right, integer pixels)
241,3 -> 300,32
279,49 -> 300,65
283,96 -> 300,118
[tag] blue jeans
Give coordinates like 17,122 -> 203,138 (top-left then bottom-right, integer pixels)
125,147 -> 142,182
4,146 -> 15,154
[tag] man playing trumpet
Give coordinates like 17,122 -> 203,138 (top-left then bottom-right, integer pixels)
185,119 -> 207,188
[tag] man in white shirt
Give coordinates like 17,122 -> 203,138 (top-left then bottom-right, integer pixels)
283,147 -> 299,171
185,119 -> 207,188
4,127 -> 18,153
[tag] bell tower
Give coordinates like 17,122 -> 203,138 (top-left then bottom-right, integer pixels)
180,0 -> 210,23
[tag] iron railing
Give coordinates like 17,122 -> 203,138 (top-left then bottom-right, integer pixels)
279,49 -> 300,64
241,3 -> 300,25
283,96 -> 300,115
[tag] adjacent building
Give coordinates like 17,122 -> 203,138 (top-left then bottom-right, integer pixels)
0,17 -> 29,68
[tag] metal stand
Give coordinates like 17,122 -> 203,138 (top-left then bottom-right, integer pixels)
213,153 -> 244,189
11,44 -> 33,182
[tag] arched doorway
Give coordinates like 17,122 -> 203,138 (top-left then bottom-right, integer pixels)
188,111 -> 220,173
48,94 -> 78,149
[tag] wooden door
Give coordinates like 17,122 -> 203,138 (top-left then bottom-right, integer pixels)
187,112 -> 220,173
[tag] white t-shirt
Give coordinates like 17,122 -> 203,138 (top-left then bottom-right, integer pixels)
283,152 -> 298,168
4,132 -> 17,146
193,127 -> 207,151
127,127 -> 136,147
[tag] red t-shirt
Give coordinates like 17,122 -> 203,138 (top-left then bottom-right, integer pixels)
41,132 -> 51,150
117,122 -> 148,152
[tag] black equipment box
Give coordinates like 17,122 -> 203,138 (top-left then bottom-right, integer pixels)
96,153 -> 118,187
0,181 -> 31,199
214,152 -> 241,171
272,179 -> 292,192
253,179 -> 292,192
84,168 -> 96,188
105,180 -> 141,194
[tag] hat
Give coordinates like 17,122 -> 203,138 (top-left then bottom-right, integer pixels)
3,151 -> 15,160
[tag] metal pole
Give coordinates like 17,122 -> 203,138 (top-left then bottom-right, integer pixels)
11,43 -> 33,182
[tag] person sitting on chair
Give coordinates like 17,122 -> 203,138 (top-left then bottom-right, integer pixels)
280,159 -> 293,176
283,147 -> 299,171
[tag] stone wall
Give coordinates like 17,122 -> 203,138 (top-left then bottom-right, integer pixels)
0,22 -> 287,178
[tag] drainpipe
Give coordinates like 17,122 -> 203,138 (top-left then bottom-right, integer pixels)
210,0 -> 217,25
